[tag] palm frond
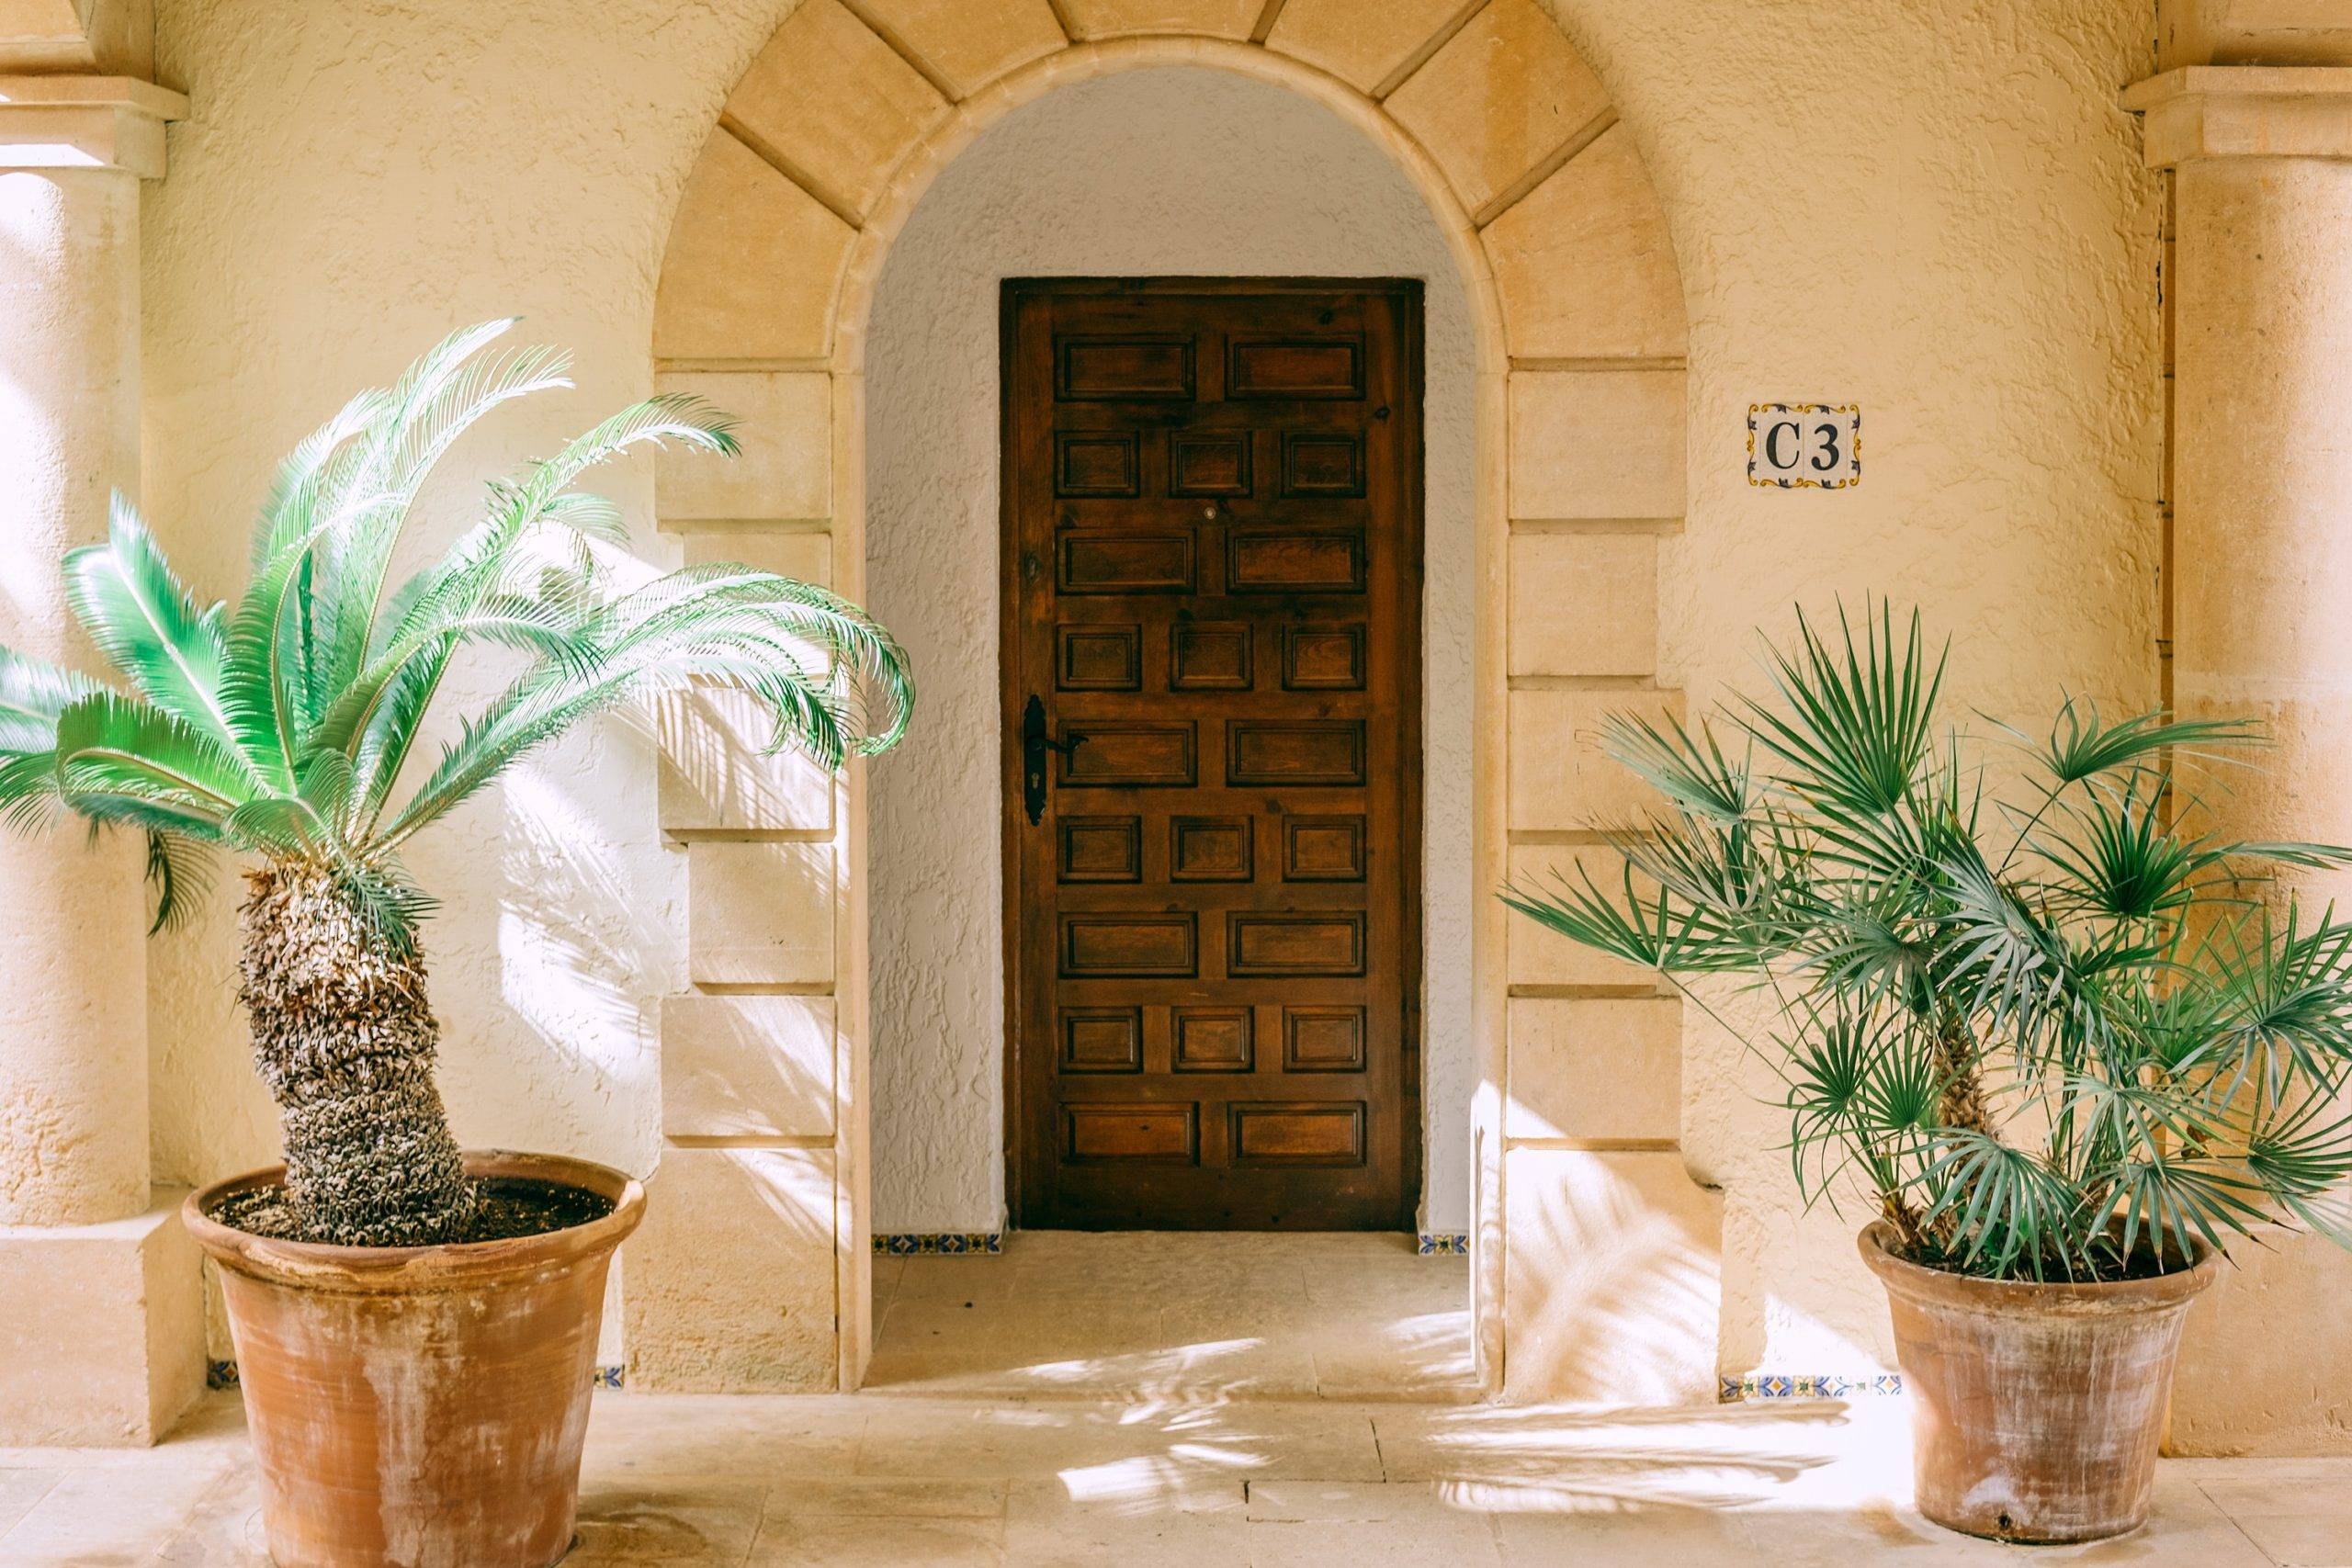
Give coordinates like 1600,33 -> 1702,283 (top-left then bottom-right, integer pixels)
52,691 -> 247,833
2027,700 -> 2260,787
2036,778 -> 2199,922
1601,712 -> 1755,824
1500,598 -> 2352,1280
0,647 -> 109,831
1917,1133 -> 2084,1278
11,324 -> 903,1012
64,498 -> 276,791
143,830 -> 216,934
2109,1150 -> 2267,1267
2245,1091 -> 2352,1243
250,389 -> 382,570
315,323 -> 574,709
1739,601 -> 1943,818
1500,852 -> 1764,975
374,564 -> 910,852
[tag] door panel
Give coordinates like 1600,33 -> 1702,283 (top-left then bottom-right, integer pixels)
1003,278 -> 1424,1231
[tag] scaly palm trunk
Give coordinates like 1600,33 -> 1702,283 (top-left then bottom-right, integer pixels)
238,863 -> 478,1246
1925,1000 -> 1994,1258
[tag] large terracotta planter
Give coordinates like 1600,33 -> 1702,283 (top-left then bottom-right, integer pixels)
1859,1222 -> 2218,1543
186,1150 -> 644,1568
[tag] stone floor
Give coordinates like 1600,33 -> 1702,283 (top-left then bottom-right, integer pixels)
865,1232 -> 1476,1399
4,1389 -> 2349,1565
4,1235 -> 2346,1564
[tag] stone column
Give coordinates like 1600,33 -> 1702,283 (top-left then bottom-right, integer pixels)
0,73 -> 204,1445
2125,66 -> 2352,1455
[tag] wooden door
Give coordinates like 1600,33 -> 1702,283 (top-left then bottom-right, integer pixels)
1001,278 -> 1423,1230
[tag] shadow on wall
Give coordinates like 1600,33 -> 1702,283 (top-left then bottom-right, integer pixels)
1502,1149 -> 1724,1404
474,759 -> 673,1164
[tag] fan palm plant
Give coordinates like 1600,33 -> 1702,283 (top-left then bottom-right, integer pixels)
0,321 -> 912,1248
1505,604 -> 2352,1282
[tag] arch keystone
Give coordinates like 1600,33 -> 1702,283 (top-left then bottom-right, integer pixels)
656,130 -> 855,362
1057,0 -> 1264,42
1483,123 -> 1686,361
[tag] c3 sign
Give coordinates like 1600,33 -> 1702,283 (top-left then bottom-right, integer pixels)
1748,403 -> 1860,489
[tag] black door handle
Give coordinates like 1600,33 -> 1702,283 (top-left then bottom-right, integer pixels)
1022,694 -> 1087,825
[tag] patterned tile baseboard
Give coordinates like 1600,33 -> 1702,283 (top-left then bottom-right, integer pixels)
1720,1372 -> 1903,1402
874,1232 -> 1003,1256
878,1233 -> 1458,1256
875,1234 -> 1464,1255
209,1359 -> 627,1391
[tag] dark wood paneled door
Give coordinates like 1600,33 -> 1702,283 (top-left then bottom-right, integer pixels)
1002,278 -> 1423,1230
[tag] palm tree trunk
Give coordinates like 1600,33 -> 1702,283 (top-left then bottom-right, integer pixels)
1931,1003 -> 1992,1134
237,863 -> 477,1247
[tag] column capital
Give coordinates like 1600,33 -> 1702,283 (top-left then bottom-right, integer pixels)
0,75 -> 188,177
2125,65 -> 2352,167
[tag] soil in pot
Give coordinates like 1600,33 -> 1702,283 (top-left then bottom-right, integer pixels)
213,1174 -> 615,1244
1860,1221 -> 2219,1544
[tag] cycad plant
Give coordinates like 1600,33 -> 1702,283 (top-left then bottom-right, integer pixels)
0,322 -> 912,1247
1505,604 -> 2352,1281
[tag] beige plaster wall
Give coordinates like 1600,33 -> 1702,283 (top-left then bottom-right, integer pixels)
1539,0 -> 2164,1376
136,0 -> 2159,1377
864,65 -> 1478,1235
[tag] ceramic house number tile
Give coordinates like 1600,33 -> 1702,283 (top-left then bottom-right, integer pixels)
1748,402 -> 1860,488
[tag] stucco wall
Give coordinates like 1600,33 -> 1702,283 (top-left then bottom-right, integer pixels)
1553,0 -> 2163,1375
864,66 -> 1477,1235
136,0 -> 2158,1375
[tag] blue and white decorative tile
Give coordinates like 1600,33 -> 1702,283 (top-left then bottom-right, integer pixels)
213,1359 -> 629,1391
1719,1371 -> 1903,1402
1417,1233 -> 1470,1255
874,1233 -> 1003,1256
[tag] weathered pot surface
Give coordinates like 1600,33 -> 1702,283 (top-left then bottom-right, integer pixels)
185,1149 -> 645,1568
1859,1221 -> 2219,1544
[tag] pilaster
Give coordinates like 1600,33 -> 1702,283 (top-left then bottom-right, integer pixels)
0,67 -> 200,1444
2127,62 -> 2352,1457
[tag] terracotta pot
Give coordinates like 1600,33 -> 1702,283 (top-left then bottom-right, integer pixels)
1858,1222 -> 2218,1543
186,1149 -> 645,1568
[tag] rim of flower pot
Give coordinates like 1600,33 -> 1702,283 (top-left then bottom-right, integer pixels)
1858,1220 -> 2222,1315
183,1147 -> 646,1292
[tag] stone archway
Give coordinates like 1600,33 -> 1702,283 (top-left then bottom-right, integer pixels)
631,0 -> 1713,1404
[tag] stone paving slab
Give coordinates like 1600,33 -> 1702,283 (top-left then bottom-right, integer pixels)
3,1391 -> 2348,1566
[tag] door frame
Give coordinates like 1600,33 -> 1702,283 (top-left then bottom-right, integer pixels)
996,275 -> 1428,1232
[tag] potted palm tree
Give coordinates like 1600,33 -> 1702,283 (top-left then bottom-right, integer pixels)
1505,604 -> 2352,1544
0,322 -> 911,1568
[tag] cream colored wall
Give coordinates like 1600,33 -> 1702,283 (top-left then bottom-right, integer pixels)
864,65 -> 1477,1235
140,2 -> 809,1206
138,0 -> 2159,1381
1542,0 -> 2164,1376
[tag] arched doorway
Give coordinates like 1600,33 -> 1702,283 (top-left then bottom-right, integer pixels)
635,3 -> 1711,1404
